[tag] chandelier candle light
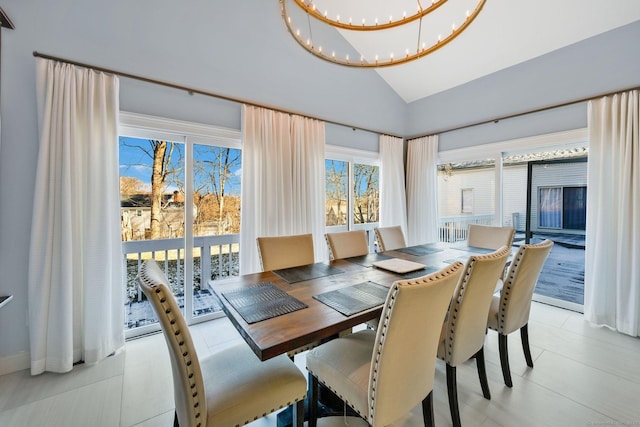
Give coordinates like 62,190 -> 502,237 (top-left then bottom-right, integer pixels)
280,0 -> 486,68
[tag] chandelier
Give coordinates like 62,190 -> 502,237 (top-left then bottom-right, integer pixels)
280,0 -> 486,68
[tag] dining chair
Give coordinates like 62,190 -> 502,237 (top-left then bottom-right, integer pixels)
374,225 -> 406,252
325,229 -> 369,260
137,259 -> 307,427
437,245 -> 511,427
466,224 -> 515,250
256,233 -> 315,271
487,239 -> 554,387
306,261 -> 465,427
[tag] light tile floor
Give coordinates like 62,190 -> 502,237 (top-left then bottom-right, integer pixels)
1,302 -> 639,427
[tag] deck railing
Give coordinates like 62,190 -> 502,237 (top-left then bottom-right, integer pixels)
437,214 -> 495,242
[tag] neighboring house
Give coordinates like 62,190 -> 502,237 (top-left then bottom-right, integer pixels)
438,151 -> 588,236
120,192 -> 184,240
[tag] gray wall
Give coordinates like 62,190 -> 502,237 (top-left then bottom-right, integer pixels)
0,0 -> 639,363
407,20 -> 640,149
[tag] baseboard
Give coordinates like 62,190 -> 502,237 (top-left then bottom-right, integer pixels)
0,351 -> 30,376
533,294 -> 584,313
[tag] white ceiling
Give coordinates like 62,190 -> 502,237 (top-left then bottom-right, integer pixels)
310,0 -> 640,103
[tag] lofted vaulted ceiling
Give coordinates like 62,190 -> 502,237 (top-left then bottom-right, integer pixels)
292,0 -> 640,104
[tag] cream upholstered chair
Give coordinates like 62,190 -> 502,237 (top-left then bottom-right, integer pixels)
374,225 -> 406,252
466,224 -> 515,250
257,233 -> 314,271
325,230 -> 369,260
487,239 -> 554,387
306,262 -> 465,427
437,245 -> 511,427
137,259 -> 307,427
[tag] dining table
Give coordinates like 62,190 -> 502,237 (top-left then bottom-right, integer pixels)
208,241 -> 498,362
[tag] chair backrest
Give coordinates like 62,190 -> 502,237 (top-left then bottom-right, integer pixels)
443,246 -> 511,367
137,259 -> 206,427
497,239 -> 554,334
467,224 -> 515,250
325,230 -> 369,260
256,233 -> 314,271
369,262 -> 464,427
374,226 -> 406,252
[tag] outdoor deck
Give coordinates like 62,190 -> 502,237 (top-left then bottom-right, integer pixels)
515,232 -> 585,306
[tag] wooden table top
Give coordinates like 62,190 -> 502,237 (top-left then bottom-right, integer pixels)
209,242 -> 486,361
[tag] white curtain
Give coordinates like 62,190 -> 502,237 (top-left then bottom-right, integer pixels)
28,58 -> 124,375
406,135 -> 439,246
240,105 -> 326,274
379,135 -> 407,233
585,90 -> 640,337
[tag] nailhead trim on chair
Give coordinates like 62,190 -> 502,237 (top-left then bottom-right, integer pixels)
369,262 -> 463,424
139,267 -> 205,427
445,247 -> 510,362
495,240 -> 551,332
324,234 -> 336,261
307,263 -> 463,425
445,258 -> 475,359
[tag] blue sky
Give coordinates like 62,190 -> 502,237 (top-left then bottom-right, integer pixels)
119,136 -> 242,195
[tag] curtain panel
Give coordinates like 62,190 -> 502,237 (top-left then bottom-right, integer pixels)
379,135 -> 408,235
585,90 -> 640,337
28,58 -> 124,374
406,135 -> 439,246
239,105 -> 326,274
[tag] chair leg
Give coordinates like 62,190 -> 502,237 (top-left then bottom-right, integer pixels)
446,363 -> 462,427
292,399 -> 304,427
474,347 -> 491,400
173,411 -> 179,427
521,324 -> 534,368
421,391 -> 434,427
308,372 -> 319,427
498,333 -> 513,387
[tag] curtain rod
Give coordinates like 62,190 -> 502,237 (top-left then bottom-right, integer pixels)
407,83 -> 640,140
33,51 -> 402,138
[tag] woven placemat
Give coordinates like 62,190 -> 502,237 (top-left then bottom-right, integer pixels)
396,266 -> 440,279
394,244 -> 443,256
274,262 -> 344,284
450,245 -> 495,254
344,252 -> 392,267
313,281 -> 389,316
222,282 -> 307,324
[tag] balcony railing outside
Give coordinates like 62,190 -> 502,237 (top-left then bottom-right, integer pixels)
122,234 -> 239,330
438,214 -> 494,242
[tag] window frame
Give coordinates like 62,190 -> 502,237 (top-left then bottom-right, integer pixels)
325,144 -> 380,249
120,112 -> 241,338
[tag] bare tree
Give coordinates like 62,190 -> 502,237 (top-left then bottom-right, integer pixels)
325,160 -> 347,225
120,176 -> 144,197
137,140 -> 182,239
201,147 -> 241,235
353,164 -> 379,223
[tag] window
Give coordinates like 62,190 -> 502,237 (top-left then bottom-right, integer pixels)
120,112 -> 241,337
539,187 -> 562,228
539,186 -> 587,230
325,146 -> 379,248
353,163 -> 379,224
325,159 -> 347,226
324,160 -> 381,226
